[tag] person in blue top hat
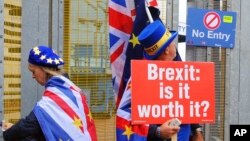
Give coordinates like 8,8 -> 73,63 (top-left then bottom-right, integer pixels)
2,45 -> 97,141
138,20 -> 204,141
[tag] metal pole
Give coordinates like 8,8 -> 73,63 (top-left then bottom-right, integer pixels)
49,0 -> 52,47
0,0 -> 4,129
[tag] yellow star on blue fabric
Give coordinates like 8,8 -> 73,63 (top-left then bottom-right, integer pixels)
122,125 -> 134,140
129,33 -> 140,48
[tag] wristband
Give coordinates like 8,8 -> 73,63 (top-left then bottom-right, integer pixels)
196,127 -> 202,132
156,127 -> 161,138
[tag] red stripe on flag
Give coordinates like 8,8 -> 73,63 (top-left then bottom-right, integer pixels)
110,42 -> 125,63
131,9 -> 136,17
116,116 -> 149,136
79,91 -> 98,141
109,7 -> 133,34
69,86 -> 97,141
116,77 -> 127,109
44,90 -> 84,133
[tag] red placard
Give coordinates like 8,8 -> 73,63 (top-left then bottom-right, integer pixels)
131,60 -> 215,124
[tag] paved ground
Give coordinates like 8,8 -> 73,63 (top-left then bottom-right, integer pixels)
94,114 -> 116,141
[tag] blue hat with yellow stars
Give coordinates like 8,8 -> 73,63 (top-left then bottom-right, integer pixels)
138,20 -> 178,60
28,45 -> 64,68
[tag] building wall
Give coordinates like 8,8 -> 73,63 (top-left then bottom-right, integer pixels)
0,1 -> 4,139
3,0 -> 22,122
230,0 -> 250,124
21,0 -> 63,116
224,0 -> 250,140
21,0 -> 50,117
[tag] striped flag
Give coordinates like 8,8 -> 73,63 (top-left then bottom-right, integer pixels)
109,0 -> 159,108
116,78 -> 149,141
109,0 -> 135,107
33,75 -> 97,141
109,0 -> 159,140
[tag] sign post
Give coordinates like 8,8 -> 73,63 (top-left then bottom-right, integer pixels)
186,8 -> 237,48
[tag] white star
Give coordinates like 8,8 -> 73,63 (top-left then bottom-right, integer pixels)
59,58 -> 64,62
33,49 -> 41,55
40,55 -> 46,60
54,59 -> 60,64
47,58 -> 53,64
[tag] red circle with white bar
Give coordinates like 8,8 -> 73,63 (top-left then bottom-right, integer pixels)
203,11 -> 221,30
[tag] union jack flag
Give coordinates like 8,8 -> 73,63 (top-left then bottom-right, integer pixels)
109,0 -> 159,109
33,75 -> 97,141
109,0 -> 159,140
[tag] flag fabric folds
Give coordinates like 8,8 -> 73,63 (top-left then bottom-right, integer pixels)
116,78 -> 149,141
109,0 -> 159,140
109,0 -> 159,108
33,75 -> 97,141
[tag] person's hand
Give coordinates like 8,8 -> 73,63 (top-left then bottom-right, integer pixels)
190,131 -> 204,141
2,120 -> 14,131
159,119 -> 180,139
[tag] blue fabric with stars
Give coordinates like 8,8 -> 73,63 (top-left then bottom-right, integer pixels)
28,45 -> 64,68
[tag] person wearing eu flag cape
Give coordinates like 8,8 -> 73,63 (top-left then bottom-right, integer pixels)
2,45 -> 97,141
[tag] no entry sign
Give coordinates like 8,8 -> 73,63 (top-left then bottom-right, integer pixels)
186,8 -> 237,48
204,11 -> 221,30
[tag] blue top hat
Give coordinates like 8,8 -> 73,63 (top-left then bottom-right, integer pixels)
138,20 -> 178,60
28,45 -> 64,68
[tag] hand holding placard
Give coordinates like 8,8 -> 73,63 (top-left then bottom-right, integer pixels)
169,118 -> 181,141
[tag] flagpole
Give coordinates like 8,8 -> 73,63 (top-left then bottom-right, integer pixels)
145,0 -> 153,23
